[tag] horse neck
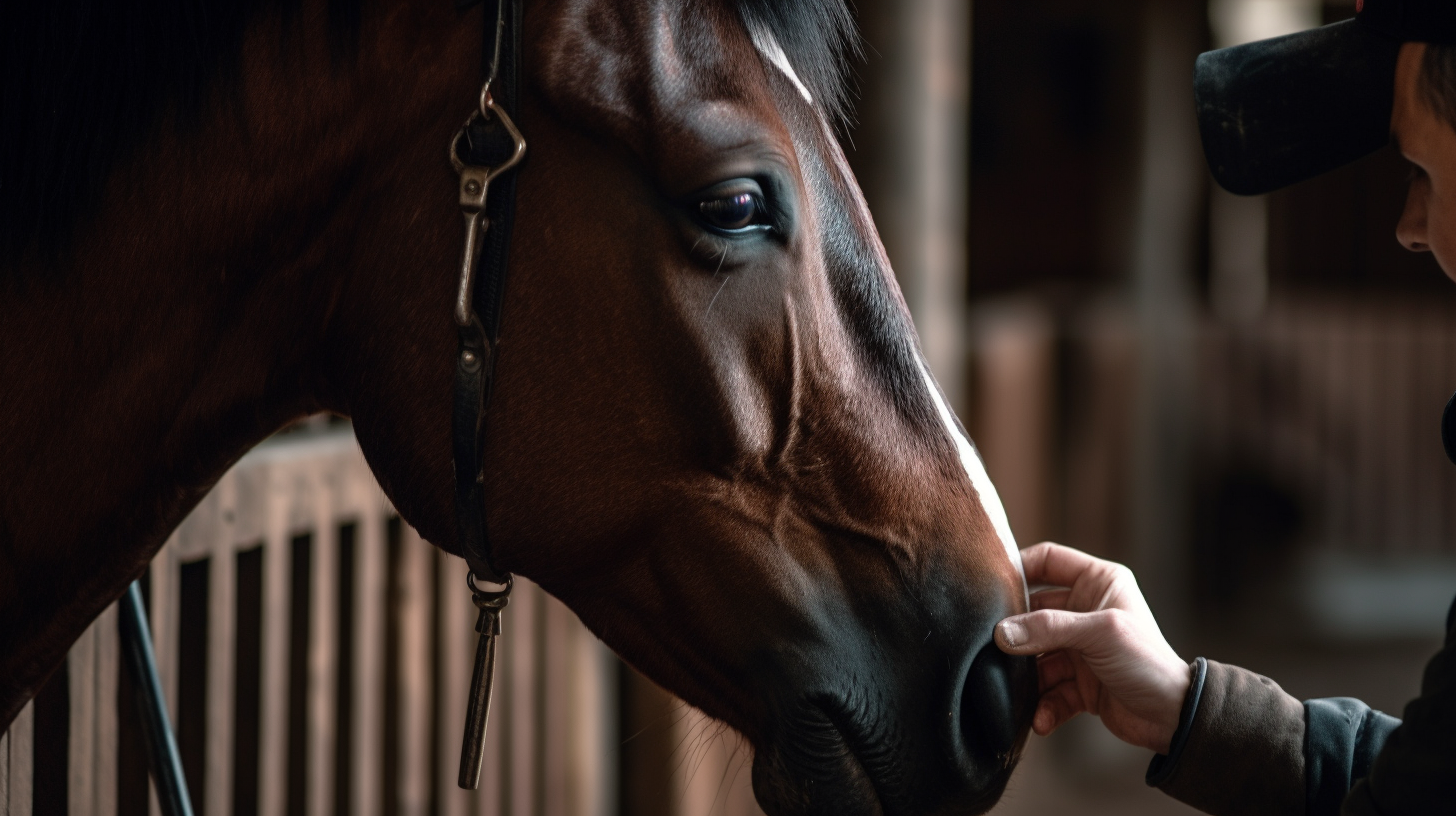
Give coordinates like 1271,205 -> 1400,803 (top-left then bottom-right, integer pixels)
0,2 -> 478,727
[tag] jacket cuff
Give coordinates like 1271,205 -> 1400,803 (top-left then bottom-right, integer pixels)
1146,660 -> 1306,816
1146,657 -> 1207,787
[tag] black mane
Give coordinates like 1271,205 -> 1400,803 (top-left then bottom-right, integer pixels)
0,0 -> 856,266
735,0 -> 860,125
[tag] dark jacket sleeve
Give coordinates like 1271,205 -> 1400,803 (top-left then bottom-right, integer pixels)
1339,598 -> 1456,815
1146,658 -> 1307,815
1145,596 -> 1456,816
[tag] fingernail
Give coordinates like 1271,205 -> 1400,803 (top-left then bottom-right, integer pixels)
997,620 -> 1026,648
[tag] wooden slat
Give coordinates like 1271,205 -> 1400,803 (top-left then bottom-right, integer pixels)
394,527 -> 433,816
7,701 -> 33,816
94,604 -> 119,816
350,508 -> 386,816
541,593 -> 614,816
69,616 -> 97,816
506,580 -> 539,816
434,552 -> 475,816
257,464 -> 293,816
307,473 -> 339,816
206,528 -> 237,816
2,716 -> 9,811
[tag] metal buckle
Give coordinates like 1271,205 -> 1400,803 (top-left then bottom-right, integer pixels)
450,85 -> 527,328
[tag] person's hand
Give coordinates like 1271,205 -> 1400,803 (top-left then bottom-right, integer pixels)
994,542 -> 1193,754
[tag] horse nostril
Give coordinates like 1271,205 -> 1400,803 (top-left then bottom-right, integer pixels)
960,640 -> 1034,764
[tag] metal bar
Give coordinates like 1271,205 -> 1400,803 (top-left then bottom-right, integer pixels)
118,581 -> 195,816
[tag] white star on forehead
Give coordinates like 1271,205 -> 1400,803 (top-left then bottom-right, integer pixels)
747,21 -> 814,105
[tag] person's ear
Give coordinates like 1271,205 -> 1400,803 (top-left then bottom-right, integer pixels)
1398,171 -> 1433,252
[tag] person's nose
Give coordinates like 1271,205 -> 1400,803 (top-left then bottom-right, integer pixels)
1398,179 -> 1431,252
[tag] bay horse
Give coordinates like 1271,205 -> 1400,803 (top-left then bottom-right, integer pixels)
0,0 -> 1033,813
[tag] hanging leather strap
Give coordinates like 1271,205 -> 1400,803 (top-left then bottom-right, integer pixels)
452,0 -> 524,584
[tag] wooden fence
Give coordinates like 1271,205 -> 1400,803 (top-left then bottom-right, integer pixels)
0,428 -> 693,816
1195,298 -> 1456,558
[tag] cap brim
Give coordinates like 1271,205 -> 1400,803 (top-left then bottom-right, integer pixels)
1195,19 -> 1402,196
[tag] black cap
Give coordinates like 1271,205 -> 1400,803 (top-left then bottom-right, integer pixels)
1196,0 -> 1456,196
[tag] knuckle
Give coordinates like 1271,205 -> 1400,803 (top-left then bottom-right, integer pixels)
1100,608 -> 1137,641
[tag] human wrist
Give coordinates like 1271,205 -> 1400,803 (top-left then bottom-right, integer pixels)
1151,656 -> 1195,753
1146,657 -> 1208,786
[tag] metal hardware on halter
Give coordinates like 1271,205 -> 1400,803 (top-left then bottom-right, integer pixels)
450,93 -> 526,328
450,0 -> 526,792
458,572 -> 512,789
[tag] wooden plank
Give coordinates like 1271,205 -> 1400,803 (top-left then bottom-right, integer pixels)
94,604 -> 119,816
506,580 -> 539,816
70,617 -> 97,816
206,532 -> 237,816
542,593 -> 615,816
257,462 -> 293,816
394,527 -> 433,816
8,701 -> 33,816
350,508 -> 386,816
307,472 -> 339,816
434,552 -> 474,816
2,716 -> 9,813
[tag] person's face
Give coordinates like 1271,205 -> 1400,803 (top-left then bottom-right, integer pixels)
1394,42 -> 1456,280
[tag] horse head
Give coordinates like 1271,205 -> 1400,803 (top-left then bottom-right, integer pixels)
345,1 -> 1035,812
0,0 -> 1033,812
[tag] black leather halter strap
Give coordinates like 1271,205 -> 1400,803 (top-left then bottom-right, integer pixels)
450,0 -> 526,791
451,0 -> 524,587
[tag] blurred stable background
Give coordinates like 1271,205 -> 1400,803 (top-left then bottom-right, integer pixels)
4,1 -> 1453,815
858,0 -> 1456,813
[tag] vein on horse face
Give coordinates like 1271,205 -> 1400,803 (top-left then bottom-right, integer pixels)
705,249 -> 732,318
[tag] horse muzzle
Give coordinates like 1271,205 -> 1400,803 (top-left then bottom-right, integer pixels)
746,609 -> 1036,816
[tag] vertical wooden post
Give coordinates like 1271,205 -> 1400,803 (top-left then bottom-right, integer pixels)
351,506 -> 386,816
5,701 -> 35,816
853,0 -> 972,407
258,465 -> 293,816
435,552 -> 475,816
505,580 -> 539,816
394,527 -> 434,816
307,473 -> 339,816
1129,0 -> 1205,637
94,604 -> 119,816
206,519 -> 237,816
68,623 -> 96,816
973,301 -> 1057,547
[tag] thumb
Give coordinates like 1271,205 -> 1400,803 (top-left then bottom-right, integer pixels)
994,609 -> 1118,656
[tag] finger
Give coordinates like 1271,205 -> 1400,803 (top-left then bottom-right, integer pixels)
1019,542 -> 1122,592
1036,680 -> 1087,735
996,608 -> 1119,656
1030,588 -> 1071,611
1035,650 -> 1077,691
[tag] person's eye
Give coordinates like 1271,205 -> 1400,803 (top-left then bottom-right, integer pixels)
695,181 -> 772,235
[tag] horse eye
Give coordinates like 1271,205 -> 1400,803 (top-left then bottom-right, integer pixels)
698,191 -> 765,233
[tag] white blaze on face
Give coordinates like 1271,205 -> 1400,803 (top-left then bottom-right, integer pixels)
746,21 -> 814,105
916,360 -> 1029,598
